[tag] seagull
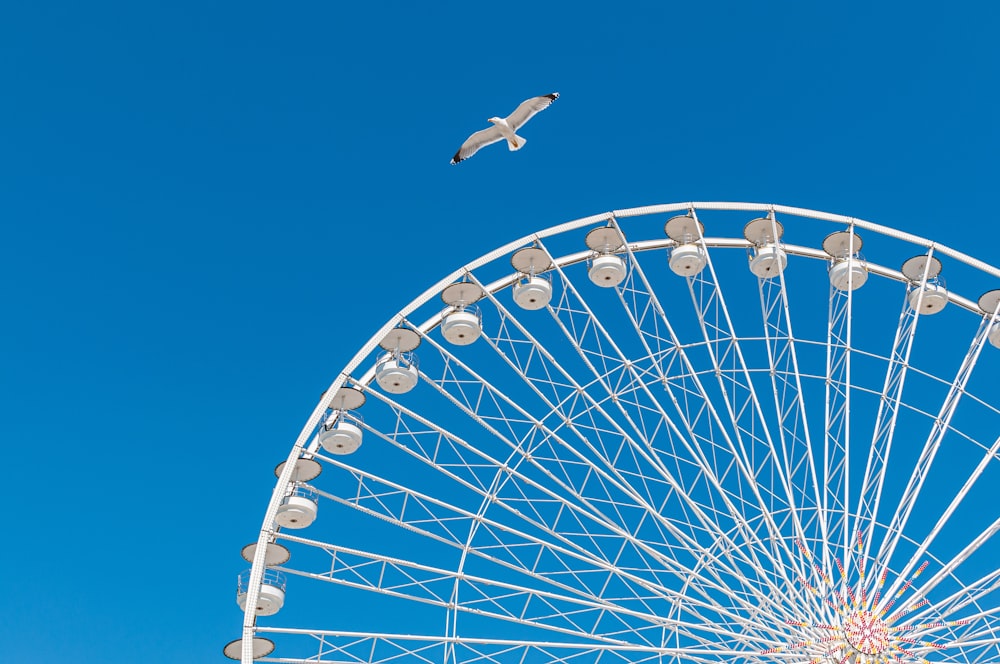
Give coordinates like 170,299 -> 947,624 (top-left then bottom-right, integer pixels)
451,93 -> 559,164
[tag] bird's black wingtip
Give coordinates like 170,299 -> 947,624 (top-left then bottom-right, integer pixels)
547,92 -> 559,101
450,151 -> 464,165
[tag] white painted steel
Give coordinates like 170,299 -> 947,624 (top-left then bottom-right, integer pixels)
235,203 -> 1000,664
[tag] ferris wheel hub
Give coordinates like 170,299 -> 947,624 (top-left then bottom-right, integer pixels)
842,610 -> 891,655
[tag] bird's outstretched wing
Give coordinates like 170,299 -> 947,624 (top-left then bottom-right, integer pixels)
451,125 -> 505,164
506,92 -> 559,131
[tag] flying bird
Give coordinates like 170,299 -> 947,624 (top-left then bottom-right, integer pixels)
450,93 -> 559,164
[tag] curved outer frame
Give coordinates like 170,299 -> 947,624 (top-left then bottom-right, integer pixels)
238,201 -> 1000,663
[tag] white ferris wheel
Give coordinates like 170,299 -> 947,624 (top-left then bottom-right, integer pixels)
226,202 -> 1000,664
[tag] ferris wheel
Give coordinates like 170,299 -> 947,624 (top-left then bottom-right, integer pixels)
226,202 -> 1000,664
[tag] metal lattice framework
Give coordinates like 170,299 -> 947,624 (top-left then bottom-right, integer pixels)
230,202 -> 1000,664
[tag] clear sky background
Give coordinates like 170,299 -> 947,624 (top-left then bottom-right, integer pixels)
1,2 -> 998,662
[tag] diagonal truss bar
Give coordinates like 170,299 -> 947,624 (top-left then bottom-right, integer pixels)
855,249 -> 938,571
272,533 -> 772,647
532,231 -> 814,623
754,242 -> 827,580
324,372 -> 793,647
896,513 -> 1000,624
410,312 -> 800,644
255,627 -> 762,664
854,290 -> 919,565
875,315 -> 994,603
822,232 -> 857,573
680,223 -> 816,585
462,268 -> 813,615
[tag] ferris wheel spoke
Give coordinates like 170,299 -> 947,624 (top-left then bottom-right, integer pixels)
903,611 -> 1000,648
934,567 -> 1000,618
269,541 -> 665,646
254,628 -> 767,663
753,321 -> 859,636
854,286 -> 920,566
401,331 -> 798,630
888,565 -> 1000,648
268,535 -> 791,649
940,613 -> 1000,645
350,395 -> 651,570
823,254 -> 857,574
674,308 -> 819,613
609,233 -> 816,612
310,460 -> 653,602
405,326 -> 720,574
312,452 -> 788,641
529,240 -> 813,621
916,628 -> 1000,664
875,316 -> 994,596
887,432 -> 1000,614
756,257 -> 825,564
451,270 -> 812,622
533,247 -> 723,509
678,237 -> 817,580
853,251 -> 951,569
898,514 -> 1000,619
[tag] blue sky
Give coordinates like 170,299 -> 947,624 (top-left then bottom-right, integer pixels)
1,2 -> 998,662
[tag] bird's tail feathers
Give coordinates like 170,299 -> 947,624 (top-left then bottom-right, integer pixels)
507,135 -> 527,151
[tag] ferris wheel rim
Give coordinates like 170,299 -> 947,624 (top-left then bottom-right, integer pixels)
332,200 -> 1000,405
310,202 -> 1000,441
237,201 -> 1000,664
